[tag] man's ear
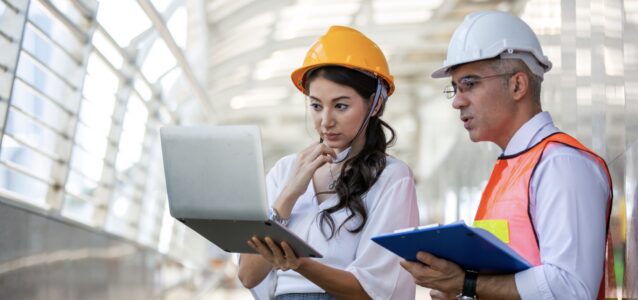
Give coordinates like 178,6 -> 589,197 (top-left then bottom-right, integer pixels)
511,72 -> 529,101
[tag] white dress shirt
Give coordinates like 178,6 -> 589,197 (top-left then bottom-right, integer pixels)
258,154 -> 419,300
506,112 -> 610,299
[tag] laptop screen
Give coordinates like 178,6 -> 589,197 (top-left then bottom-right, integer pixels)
160,125 -> 269,221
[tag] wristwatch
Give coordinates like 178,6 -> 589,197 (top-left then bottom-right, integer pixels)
270,207 -> 289,226
457,270 -> 478,300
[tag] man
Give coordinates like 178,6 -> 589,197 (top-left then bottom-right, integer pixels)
400,11 -> 612,300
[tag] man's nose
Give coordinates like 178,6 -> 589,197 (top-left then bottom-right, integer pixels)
451,93 -> 468,110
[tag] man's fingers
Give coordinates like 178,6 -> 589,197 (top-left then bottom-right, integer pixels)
429,289 -> 452,300
399,260 -> 415,272
400,259 -> 429,273
416,251 -> 446,270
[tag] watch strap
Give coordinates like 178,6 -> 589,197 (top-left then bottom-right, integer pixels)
461,270 -> 478,298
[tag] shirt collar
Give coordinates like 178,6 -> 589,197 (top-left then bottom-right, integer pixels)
503,111 -> 559,156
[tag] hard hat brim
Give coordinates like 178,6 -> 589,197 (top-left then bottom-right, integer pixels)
292,63 -> 395,96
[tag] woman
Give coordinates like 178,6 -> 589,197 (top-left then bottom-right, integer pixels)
238,26 -> 419,300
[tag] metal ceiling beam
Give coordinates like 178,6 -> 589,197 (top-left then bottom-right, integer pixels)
137,0 -> 215,120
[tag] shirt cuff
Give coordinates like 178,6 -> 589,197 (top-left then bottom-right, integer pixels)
515,266 -> 554,300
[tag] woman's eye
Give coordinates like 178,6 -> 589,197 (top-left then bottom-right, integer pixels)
310,103 -> 321,110
335,103 -> 348,110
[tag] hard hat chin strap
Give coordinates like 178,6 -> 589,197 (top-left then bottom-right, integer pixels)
333,78 -> 387,164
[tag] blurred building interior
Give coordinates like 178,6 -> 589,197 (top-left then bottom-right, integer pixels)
0,0 -> 636,299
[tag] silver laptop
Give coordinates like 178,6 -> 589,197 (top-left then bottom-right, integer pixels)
160,125 -> 321,258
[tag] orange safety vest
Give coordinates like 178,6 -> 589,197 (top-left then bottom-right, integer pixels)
475,132 -> 613,299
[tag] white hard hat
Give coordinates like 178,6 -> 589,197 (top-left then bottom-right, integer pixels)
431,11 -> 552,79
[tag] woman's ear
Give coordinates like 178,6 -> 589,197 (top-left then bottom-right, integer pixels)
369,94 -> 385,117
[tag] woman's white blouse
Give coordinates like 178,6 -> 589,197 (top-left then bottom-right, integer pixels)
264,154 -> 419,300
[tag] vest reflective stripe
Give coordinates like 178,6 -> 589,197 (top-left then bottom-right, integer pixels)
475,132 -> 613,298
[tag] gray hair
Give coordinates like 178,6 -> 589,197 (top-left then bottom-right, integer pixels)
489,59 -> 542,104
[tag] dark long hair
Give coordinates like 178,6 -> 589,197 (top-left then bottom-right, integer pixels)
304,66 -> 396,239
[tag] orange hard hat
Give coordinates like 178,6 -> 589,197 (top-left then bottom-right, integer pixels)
291,26 -> 395,96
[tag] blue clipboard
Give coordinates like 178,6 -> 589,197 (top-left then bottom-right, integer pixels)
371,221 -> 532,274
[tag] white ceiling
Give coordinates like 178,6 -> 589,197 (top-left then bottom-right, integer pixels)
201,0 -> 527,181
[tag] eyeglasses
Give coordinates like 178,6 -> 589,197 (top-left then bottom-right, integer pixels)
443,73 -> 515,99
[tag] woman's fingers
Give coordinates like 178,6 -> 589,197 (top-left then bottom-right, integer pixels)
301,144 -> 335,173
309,152 -> 334,170
302,143 -> 336,164
281,241 -> 297,259
281,241 -> 301,270
264,237 -> 285,261
249,237 -> 302,272
249,236 -> 273,261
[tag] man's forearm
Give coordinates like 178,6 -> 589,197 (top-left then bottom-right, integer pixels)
476,274 -> 521,299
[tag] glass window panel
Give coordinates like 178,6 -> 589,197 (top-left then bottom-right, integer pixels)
69,145 -> 104,182
139,142 -> 165,244
78,98 -> 113,138
0,1 -> 25,43
82,75 -> 118,115
116,95 -> 148,172
11,80 -> 72,133
16,54 -> 79,113
106,180 -> 141,238
5,107 -> 64,156
0,73 -> 12,100
140,39 -> 175,82
0,165 -> 48,205
85,52 -> 120,93
0,135 -> 54,180
159,67 -> 180,101
158,200 -> 174,253
167,6 -> 187,49
22,24 -> 83,87
65,169 -> 98,198
28,1 -> 84,60
0,32 -> 17,61
134,76 -> 152,101
96,1 -> 151,47
62,194 -> 94,224
114,178 -> 136,197
0,40 -> 20,90
74,121 -> 108,159
138,189 -> 165,240
50,0 -> 91,30
109,194 -> 141,221
137,198 -> 162,245
91,30 -> 123,69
